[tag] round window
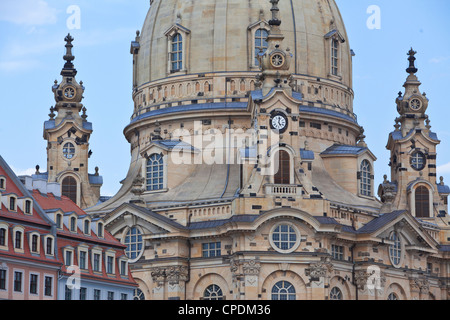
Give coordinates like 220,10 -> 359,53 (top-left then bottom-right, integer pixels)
410,151 -> 426,171
63,142 -> 76,160
270,223 -> 300,253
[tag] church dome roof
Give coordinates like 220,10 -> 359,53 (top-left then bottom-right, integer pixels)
135,0 -> 352,90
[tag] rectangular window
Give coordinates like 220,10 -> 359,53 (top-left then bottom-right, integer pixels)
120,261 -> 127,276
202,242 -> 221,258
14,271 -> 22,292
44,276 -> 53,296
10,197 -> 16,211
94,289 -> 101,300
79,251 -> 87,270
107,256 -> 114,274
331,39 -> 339,76
121,293 -> 128,300
331,245 -> 344,261
30,274 -> 38,294
80,287 -> 87,300
25,200 -> 31,214
0,270 -> 6,290
46,238 -> 53,255
31,235 -> 39,253
65,285 -> 72,300
65,250 -> 73,266
15,232 -> 22,249
0,228 -> 6,246
108,291 -> 114,300
310,122 -> 322,130
93,253 -> 100,272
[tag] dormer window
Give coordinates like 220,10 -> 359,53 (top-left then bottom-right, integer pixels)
165,24 -> 190,75
45,236 -> 54,256
83,219 -> 90,235
24,200 -> 32,215
331,39 -> 339,76
30,233 -> 40,253
97,222 -> 104,238
0,177 -> 5,190
360,160 -> 372,197
70,216 -> 77,232
146,154 -> 164,191
14,229 -> 23,250
9,196 -> 17,212
170,33 -> 183,72
56,214 -> 63,229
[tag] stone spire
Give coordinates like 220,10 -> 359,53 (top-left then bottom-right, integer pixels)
61,33 -> 77,77
395,48 -> 429,135
259,0 -> 292,96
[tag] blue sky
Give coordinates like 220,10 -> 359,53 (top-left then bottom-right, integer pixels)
0,0 -> 449,196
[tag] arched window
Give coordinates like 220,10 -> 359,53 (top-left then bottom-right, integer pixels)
146,154 -> 164,191
31,234 -> 39,253
62,176 -> 77,204
415,186 -> 430,218
133,288 -> 145,300
25,200 -> 32,214
271,281 -> 296,300
360,160 -> 372,196
0,228 -> 6,246
15,231 -> 22,249
124,227 -> 143,261
56,214 -> 62,229
274,150 -> 290,185
97,223 -> 104,238
203,284 -> 224,300
255,29 -> 268,66
46,237 -> 53,255
388,292 -> 399,300
84,220 -> 90,235
70,217 -> 77,232
329,287 -> 343,300
389,231 -> 402,267
171,33 -> 183,72
9,196 -> 16,211
63,142 -> 76,159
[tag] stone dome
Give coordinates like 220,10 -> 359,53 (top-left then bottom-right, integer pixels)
136,0 -> 351,87
128,0 -> 356,127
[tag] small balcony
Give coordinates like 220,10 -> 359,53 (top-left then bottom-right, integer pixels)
265,184 -> 302,196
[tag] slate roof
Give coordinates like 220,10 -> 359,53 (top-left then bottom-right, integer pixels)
300,149 -> 315,160
321,144 -> 368,156
130,102 -> 248,124
356,210 -> 406,234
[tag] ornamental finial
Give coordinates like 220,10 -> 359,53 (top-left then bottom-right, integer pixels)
406,48 -> 418,74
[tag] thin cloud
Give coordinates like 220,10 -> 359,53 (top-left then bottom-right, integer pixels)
0,0 -> 58,26
10,165 -> 36,176
429,56 -> 450,64
438,162 -> 450,175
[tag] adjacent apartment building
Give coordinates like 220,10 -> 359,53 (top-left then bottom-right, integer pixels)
0,155 -> 137,300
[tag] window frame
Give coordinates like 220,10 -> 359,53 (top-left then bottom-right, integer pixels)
202,242 -> 222,258
389,231 -> 403,268
146,153 -> 165,192
203,284 -> 224,301
271,280 -> 296,300
29,273 -> 39,296
123,226 -> 144,263
13,270 -> 23,293
164,24 -> 190,76
269,222 -> 301,254
360,159 -> 372,197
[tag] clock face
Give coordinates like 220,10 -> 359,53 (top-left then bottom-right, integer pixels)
410,98 -> 421,111
271,53 -> 285,68
270,113 -> 288,132
64,87 -> 76,99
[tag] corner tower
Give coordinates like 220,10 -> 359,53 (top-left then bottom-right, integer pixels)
43,34 -> 103,209
380,49 -> 449,223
